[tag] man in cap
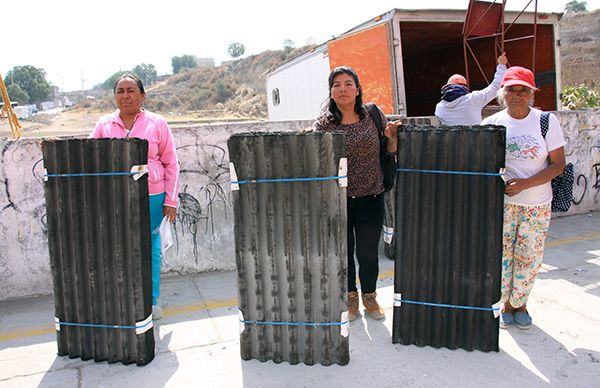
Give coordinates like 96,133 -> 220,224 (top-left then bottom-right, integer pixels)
435,53 -> 508,125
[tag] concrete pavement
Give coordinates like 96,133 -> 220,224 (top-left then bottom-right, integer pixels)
1,212 -> 599,387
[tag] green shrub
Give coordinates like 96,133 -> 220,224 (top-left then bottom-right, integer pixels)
562,84 -> 600,110
212,80 -> 233,103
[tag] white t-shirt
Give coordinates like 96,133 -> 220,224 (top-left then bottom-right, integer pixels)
481,108 -> 566,206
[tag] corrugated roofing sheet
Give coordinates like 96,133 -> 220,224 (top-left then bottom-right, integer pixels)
384,117 -> 436,259
392,125 -> 505,352
43,138 -> 155,366
228,131 -> 349,366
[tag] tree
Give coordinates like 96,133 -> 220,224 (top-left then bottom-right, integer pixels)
565,0 -> 587,13
97,70 -> 129,90
95,64 -> 157,91
227,42 -> 245,59
132,63 -> 157,86
171,55 -> 198,74
4,65 -> 51,104
6,83 -> 29,104
283,39 -> 295,52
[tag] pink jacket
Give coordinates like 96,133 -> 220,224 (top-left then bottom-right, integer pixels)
90,109 -> 179,208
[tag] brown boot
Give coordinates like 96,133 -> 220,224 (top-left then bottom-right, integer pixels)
362,292 -> 385,320
348,291 -> 360,321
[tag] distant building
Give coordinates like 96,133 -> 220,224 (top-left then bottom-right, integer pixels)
194,57 -> 215,68
59,89 -> 109,105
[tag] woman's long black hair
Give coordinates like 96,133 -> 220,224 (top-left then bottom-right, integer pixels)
324,66 -> 365,124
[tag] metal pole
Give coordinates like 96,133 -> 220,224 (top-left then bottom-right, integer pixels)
501,0 -> 506,53
532,0 -> 538,73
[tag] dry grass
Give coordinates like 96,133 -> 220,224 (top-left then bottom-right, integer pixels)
0,108 -> 264,139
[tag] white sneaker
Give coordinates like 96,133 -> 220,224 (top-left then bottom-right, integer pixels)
152,305 -> 163,320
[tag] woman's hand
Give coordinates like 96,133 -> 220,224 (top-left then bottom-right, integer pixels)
384,120 -> 401,153
299,126 -> 315,133
497,52 -> 508,65
505,147 -> 566,196
505,178 -> 530,196
163,206 -> 177,222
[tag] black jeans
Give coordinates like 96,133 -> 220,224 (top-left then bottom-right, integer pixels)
347,194 -> 384,294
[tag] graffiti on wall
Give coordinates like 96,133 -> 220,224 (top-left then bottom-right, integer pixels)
2,114 -> 599,301
174,141 -> 231,262
574,163 -> 600,205
0,143 -> 47,232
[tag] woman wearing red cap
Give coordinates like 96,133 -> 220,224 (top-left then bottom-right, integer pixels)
481,66 -> 566,330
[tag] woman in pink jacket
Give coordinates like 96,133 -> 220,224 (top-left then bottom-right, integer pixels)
90,74 -> 179,320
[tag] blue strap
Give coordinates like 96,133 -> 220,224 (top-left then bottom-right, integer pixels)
232,175 -> 346,185
241,319 -> 347,327
397,168 -> 503,177
394,298 -> 499,312
46,172 -> 138,178
56,320 -> 152,330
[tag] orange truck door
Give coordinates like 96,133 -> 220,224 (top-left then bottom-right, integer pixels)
328,23 -> 395,114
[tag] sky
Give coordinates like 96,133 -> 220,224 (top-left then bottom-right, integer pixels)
2,0 -> 599,92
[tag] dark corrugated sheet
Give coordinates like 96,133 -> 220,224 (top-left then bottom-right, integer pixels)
392,125 -> 505,352
43,138 -> 154,366
383,118 -> 435,260
228,132 -> 349,366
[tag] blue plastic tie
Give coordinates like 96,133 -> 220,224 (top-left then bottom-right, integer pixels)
397,168 -> 503,177
232,175 -> 346,185
56,320 -> 152,330
394,298 -> 499,312
46,172 -> 138,178
241,319 -> 348,327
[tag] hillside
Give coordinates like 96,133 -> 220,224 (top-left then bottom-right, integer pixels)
89,47 -> 310,120
560,9 -> 600,87
75,11 -> 600,121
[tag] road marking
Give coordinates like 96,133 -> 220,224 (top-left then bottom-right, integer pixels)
0,297 -> 239,343
545,231 -> 600,248
2,230 -> 599,343
0,325 -> 54,342
163,297 -> 238,318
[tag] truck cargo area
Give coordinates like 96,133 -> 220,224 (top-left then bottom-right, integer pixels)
399,20 -> 556,117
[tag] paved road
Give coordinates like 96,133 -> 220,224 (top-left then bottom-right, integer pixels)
1,212 -> 599,387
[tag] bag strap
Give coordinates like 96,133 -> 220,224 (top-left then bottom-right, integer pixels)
366,103 -> 384,138
540,111 -> 550,139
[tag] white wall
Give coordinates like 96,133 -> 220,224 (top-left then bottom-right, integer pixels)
1,110 -> 599,301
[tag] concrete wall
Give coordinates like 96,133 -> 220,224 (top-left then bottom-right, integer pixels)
1,110 -> 599,301
0,120 -> 312,301
560,109 -> 600,215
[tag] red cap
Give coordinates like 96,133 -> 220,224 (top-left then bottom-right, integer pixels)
446,74 -> 468,86
501,66 -> 536,89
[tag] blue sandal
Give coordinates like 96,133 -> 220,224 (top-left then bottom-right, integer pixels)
499,312 -> 514,329
514,311 -> 533,330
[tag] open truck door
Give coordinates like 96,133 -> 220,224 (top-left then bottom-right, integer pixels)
328,22 -> 397,115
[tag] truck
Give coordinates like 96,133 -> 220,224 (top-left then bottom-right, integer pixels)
266,7 -> 561,121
